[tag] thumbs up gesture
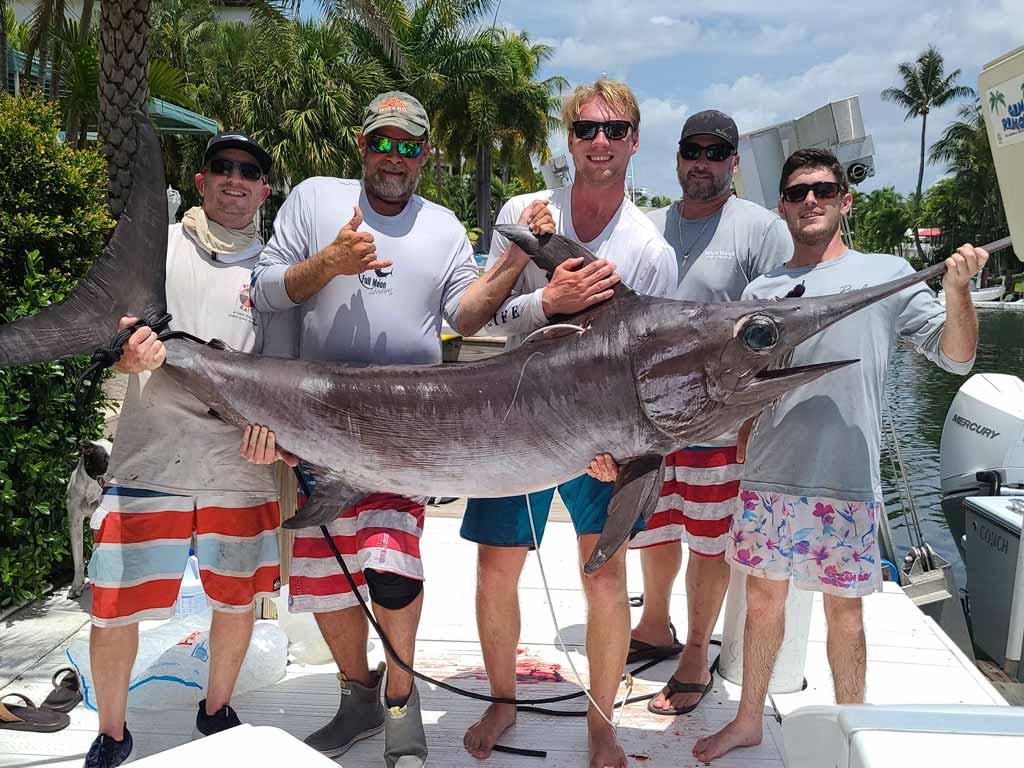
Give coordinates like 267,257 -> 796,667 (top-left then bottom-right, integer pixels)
323,206 -> 394,277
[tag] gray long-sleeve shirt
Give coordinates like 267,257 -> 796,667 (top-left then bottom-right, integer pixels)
250,178 -> 478,365
741,249 -> 974,501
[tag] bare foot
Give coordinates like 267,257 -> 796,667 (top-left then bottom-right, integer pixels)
588,719 -> 627,768
464,703 -> 516,760
692,718 -> 763,763
651,644 -> 711,712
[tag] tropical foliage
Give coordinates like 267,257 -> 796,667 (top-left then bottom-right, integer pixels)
0,92 -> 110,608
881,45 -> 973,262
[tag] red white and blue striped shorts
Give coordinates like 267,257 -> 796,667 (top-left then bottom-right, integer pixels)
87,486 -> 281,628
288,493 -> 425,614
628,445 -> 742,557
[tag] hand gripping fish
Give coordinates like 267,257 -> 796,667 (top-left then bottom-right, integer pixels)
0,116 -> 947,572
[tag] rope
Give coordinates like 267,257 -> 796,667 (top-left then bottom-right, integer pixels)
306,466 -> 721,758
73,314 -> 210,406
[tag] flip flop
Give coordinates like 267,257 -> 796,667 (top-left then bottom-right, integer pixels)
646,672 -> 714,716
626,621 -> 683,665
41,667 -> 83,713
0,693 -> 71,733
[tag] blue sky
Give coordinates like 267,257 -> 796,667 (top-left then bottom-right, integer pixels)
302,1 -> 1021,199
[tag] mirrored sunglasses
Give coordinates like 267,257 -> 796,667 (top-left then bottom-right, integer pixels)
367,134 -> 425,159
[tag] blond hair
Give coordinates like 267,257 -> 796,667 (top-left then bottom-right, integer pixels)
560,79 -> 640,131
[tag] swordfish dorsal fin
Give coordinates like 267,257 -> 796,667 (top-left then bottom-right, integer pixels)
0,112 -> 168,367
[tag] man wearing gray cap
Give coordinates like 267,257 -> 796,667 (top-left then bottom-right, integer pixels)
248,91 -> 551,767
590,109 -> 792,717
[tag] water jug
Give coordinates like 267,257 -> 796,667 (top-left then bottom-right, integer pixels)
174,549 -> 209,618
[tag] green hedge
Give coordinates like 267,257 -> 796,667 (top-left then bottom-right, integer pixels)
0,92 -> 113,609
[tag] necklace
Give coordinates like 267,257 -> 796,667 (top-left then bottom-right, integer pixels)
675,201 -> 715,261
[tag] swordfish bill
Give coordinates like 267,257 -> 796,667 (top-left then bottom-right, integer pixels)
0,115 -> 948,572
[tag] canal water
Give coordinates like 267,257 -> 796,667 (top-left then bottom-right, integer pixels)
882,308 -> 1024,588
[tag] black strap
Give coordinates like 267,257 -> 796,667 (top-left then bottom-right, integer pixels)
73,314 -> 212,406
307,466 -> 722,759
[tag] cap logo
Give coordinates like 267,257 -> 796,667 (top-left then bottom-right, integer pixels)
378,97 -> 409,113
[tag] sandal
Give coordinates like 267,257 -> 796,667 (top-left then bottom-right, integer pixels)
626,621 -> 683,665
42,667 -> 83,713
0,693 -> 71,733
646,672 -> 714,716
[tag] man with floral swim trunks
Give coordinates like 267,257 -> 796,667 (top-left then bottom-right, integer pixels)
693,148 -> 988,763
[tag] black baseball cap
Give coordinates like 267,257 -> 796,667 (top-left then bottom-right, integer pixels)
679,110 -> 739,149
203,130 -> 272,175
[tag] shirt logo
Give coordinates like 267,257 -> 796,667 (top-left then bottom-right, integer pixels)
359,266 -> 395,295
239,284 -> 253,310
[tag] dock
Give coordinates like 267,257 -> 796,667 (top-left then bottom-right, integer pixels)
0,509 -> 1009,767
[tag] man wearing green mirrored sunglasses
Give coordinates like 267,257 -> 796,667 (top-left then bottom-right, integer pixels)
249,90 -> 549,768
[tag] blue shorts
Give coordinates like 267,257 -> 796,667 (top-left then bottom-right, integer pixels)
460,474 -> 643,547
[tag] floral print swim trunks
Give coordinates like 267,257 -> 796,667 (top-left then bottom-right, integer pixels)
726,488 -> 883,597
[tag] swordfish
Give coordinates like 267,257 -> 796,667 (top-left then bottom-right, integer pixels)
0,116 -> 948,572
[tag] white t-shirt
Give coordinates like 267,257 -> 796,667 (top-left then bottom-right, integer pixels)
251,177 -> 479,365
106,225 -> 281,498
482,187 -> 678,348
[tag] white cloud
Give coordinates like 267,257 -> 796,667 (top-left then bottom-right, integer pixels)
503,0 -> 1021,195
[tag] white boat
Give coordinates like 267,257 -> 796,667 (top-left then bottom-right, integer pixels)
939,277 -> 1007,304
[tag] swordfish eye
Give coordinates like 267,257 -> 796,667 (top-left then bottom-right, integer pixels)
740,315 -> 780,352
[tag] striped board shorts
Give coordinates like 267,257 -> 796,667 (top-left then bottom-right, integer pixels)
288,493 -> 425,614
87,486 -> 281,628
628,445 -> 742,557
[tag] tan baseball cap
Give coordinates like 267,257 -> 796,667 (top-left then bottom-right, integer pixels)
362,91 -> 430,138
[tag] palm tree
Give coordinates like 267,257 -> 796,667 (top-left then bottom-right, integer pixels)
232,17 -> 391,183
928,97 -> 1008,251
881,45 -> 973,262
439,29 -> 564,248
98,0 -> 152,216
1,0 -> 8,93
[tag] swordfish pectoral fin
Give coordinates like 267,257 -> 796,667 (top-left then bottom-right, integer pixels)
283,468 -> 369,530
583,454 -> 664,574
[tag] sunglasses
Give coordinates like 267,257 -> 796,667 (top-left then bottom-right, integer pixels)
679,142 -> 734,162
781,181 -> 842,204
571,120 -> 633,141
367,134 -> 425,159
208,157 -> 263,181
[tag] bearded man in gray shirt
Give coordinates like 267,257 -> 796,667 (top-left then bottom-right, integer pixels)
246,91 -> 552,768
590,111 -> 792,717
693,148 -> 988,763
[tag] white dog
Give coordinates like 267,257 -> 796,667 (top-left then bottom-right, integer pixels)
68,438 -> 111,598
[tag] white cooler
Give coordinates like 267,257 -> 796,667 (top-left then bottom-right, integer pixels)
133,724 -> 339,766
783,704 -> 1024,767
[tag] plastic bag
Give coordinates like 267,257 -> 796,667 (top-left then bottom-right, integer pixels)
271,585 -> 333,665
67,616 -> 288,711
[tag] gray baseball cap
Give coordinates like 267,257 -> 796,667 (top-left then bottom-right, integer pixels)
362,91 -> 430,138
680,110 -> 739,148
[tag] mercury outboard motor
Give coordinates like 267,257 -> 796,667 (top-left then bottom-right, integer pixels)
940,373 -> 1024,559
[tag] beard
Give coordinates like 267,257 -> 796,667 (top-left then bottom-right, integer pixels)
364,166 -> 419,203
791,216 -> 841,246
679,166 -> 732,202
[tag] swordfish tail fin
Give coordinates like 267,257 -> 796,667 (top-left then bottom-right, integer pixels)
0,113 -> 168,367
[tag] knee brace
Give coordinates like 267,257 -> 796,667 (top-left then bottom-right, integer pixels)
364,569 -> 422,610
